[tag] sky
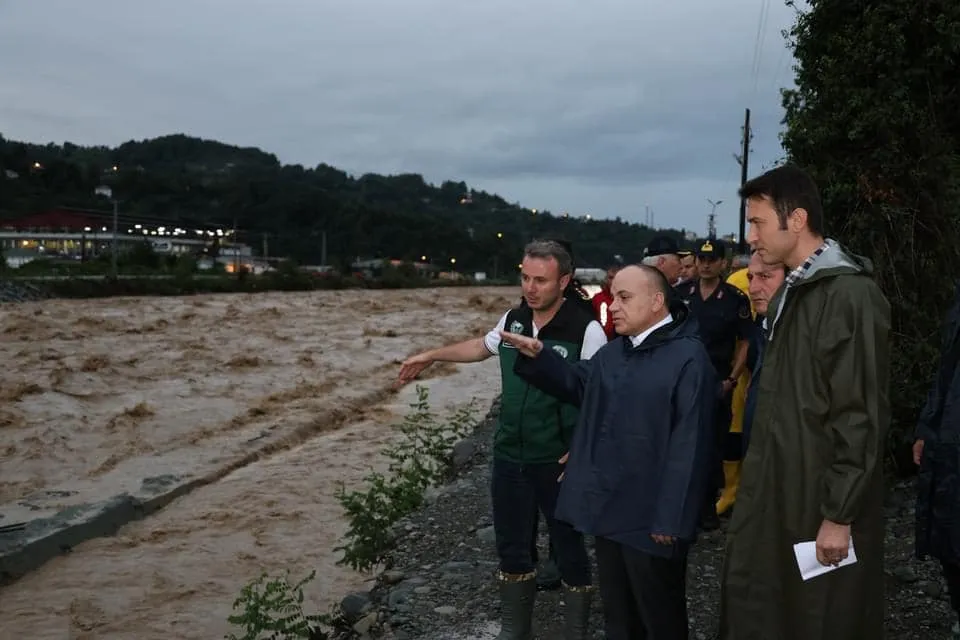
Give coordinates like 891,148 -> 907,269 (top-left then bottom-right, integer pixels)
0,0 -> 800,236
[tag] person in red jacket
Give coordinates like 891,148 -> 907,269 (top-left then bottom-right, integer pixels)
591,265 -> 621,339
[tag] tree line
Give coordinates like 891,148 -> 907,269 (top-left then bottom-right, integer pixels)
0,133 -> 686,273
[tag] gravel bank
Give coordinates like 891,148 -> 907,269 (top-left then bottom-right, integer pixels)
341,400 -> 957,639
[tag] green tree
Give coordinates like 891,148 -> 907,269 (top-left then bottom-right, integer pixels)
0,132 -> 686,271
780,0 -> 960,469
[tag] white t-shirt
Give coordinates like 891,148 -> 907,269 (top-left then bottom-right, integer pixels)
484,310 -> 608,360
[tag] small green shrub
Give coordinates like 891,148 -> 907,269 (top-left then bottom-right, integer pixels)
225,569 -> 330,640
334,385 -> 477,572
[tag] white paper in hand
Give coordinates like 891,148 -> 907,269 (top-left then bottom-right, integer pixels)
793,540 -> 857,581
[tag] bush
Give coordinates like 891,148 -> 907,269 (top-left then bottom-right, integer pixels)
225,569 -> 333,640
334,385 -> 477,572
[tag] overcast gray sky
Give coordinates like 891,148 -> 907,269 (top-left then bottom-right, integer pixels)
0,0 -> 798,235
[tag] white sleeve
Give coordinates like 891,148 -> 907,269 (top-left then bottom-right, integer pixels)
580,321 -> 608,360
484,312 -> 509,355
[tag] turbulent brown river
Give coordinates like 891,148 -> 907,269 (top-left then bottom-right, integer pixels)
0,287 -> 511,639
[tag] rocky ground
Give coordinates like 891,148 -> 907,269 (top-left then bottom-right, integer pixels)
338,401 -> 958,639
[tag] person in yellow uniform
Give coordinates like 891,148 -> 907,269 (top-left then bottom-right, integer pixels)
716,261 -> 755,515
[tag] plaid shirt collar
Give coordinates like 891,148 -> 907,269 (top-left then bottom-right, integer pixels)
785,241 -> 830,288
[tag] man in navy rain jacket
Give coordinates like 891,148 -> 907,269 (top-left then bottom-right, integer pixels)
915,282 -> 960,637
500,264 -> 717,640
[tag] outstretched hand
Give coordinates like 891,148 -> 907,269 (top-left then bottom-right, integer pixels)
498,331 -> 543,358
397,352 -> 433,387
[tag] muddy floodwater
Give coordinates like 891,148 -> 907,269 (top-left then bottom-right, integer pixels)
0,286 -> 514,639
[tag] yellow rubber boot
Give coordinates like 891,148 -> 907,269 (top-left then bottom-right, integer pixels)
716,460 -> 741,515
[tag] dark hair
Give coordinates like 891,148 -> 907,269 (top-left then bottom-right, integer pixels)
738,164 -> 824,235
523,239 -> 573,276
635,263 -> 672,300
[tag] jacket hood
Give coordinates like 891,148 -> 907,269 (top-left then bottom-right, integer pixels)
625,297 -> 699,351
797,238 -> 874,285
767,238 -> 874,341
665,297 -> 698,338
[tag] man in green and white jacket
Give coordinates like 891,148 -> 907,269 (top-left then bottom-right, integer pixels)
399,239 -> 606,640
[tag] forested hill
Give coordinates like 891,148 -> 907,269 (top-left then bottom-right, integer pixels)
0,133 -> 689,270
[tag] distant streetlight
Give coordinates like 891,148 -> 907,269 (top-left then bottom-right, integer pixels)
450,257 -> 456,265
94,185 -> 119,279
496,232 -> 503,239
707,198 -> 723,239
420,255 -> 427,261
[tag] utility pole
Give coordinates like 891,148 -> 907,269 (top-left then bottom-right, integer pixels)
735,108 -> 751,253
111,198 -> 119,279
93,185 -> 119,279
232,217 -> 239,274
321,230 -> 327,266
643,204 -> 656,228
262,233 -> 269,260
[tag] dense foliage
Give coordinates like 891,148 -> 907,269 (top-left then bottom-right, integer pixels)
781,0 -> 960,470
335,386 -> 477,573
0,133 -> 689,271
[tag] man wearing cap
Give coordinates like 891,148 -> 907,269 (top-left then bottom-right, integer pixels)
642,236 -> 684,286
675,238 -> 753,530
677,248 -> 697,285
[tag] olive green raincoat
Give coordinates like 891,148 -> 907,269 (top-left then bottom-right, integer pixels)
719,239 -> 890,640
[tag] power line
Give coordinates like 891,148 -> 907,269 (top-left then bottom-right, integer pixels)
750,0 -> 772,94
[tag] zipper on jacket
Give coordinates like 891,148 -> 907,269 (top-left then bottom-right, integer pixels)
518,385 -> 530,463
556,405 -> 568,449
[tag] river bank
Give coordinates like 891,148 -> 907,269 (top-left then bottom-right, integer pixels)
344,401 -> 956,639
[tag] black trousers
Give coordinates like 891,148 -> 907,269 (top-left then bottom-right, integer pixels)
702,392 -> 733,520
490,457 -> 591,586
594,536 -> 689,640
943,560 -> 960,616
529,516 -> 557,565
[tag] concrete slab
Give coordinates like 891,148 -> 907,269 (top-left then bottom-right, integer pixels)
0,473 -> 207,585
0,385 -> 398,585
